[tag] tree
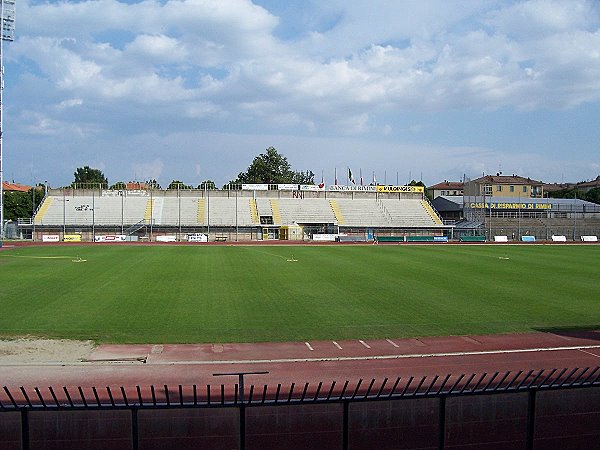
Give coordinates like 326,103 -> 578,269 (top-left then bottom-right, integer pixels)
198,180 -> 216,190
585,187 -> 600,204
2,186 -> 45,221
548,188 -> 586,199
167,180 -> 192,190
110,181 -> 126,190
72,166 -> 107,187
231,147 -> 314,185
145,179 -> 162,190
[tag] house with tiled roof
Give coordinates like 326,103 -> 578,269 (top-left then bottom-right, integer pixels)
427,181 -> 464,199
2,182 -> 31,192
576,176 -> 600,193
464,174 -> 544,198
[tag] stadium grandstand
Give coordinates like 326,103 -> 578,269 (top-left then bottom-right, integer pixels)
26,183 -> 449,242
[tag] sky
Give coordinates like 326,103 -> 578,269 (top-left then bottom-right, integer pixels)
2,0 -> 600,188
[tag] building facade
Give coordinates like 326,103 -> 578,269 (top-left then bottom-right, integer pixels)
464,175 -> 543,198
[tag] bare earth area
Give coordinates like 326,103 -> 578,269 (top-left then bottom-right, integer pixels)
0,338 -> 96,363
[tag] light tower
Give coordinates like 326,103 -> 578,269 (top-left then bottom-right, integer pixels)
0,0 -> 15,242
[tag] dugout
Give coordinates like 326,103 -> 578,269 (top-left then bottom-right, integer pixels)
279,224 -> 303,241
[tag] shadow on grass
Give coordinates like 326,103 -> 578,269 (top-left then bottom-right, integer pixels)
534,326 -> 600,342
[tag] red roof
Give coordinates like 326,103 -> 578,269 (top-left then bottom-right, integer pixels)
2,182 -> 31,192
428,181 -> 464,190
471,175 -> 542,185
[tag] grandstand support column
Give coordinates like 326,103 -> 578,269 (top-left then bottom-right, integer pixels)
63,189 -> 66,239
207,186 -> 210,238
573,192 -> 577,241
92,189 -> 95,242
518,194 -> 521,240
120,190 -> 124,235
178,185 -> 181,238
32,182 -> 35,241
235,189 -> 238,241
489,200 -> 492,238
150,188 -> 153,241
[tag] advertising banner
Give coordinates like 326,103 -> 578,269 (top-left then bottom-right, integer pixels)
433,236 -> 448,242
156,235 -> 177,242
277,184 -> 299,191
63,234 -> 82,242
312,234 -> 338,241
42,235 -> 60,242
242,184 -> 269,191
328,185 -> 376,192
376,185 -> 424,193
469,202 -> 552,210
300,184 -> 325,191
94,235 -> 126,242
187,233 -> 208,242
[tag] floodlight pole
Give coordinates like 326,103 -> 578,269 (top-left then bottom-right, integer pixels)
0,0 -> 15,242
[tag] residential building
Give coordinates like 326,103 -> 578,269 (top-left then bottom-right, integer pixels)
427,181 -> 464,199
464,174 -> 543,198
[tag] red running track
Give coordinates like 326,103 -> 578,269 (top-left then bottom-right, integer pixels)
1,330 -> 598,391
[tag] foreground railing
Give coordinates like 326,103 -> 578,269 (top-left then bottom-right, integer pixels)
1,367 -> 599,449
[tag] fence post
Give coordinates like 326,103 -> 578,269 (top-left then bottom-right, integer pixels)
20,409 -> 29,450
342,399 -> 349,450
212,371 -> 269,450
438,396 -> 446,450
131,407 -> 138,450
526,390 -> 536,450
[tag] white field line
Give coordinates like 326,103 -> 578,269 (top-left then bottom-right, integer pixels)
6,345 -> 600,367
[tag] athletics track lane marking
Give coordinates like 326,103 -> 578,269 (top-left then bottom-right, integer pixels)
578,349 -> 600,358
305,342 -> 314,351
386,338 -> 399,348
359,340 -> 371,349
332,341 -> 342,350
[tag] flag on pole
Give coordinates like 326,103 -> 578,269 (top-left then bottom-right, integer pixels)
334,168 -> 338,185
360,169 -> 363,186
348,167 -> 355,184
372,171 -> 377,185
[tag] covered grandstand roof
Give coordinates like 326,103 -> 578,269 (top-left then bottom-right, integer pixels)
435,195 -> 599,212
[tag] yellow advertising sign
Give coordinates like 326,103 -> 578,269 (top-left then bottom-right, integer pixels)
468,202 -> 552,210
376,185 -> 424,193
63,234 -> 82,242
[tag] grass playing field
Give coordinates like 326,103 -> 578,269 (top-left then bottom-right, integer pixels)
1,244 -> 599,344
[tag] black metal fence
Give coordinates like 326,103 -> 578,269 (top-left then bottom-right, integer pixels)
1,367 -> 599,449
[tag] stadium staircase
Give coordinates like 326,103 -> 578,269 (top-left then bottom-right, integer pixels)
125,220 -> 146,235
329,200 -> 345,225
33,197 -> 53,225
420,200 -> 443,225
269,200 -> 282,225
249,199 -> 259,224
144,199 -> 155,224
197,199 -> 206,224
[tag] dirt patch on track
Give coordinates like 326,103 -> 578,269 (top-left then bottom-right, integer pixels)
0,338 -> 95,363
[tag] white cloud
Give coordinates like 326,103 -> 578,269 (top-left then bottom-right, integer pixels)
132,159 -> 165,181
5,1 -> 600,186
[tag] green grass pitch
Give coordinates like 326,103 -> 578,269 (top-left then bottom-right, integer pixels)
1,244 -> 599,344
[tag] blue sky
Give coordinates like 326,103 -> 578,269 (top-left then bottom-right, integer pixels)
3,0 -> 600,187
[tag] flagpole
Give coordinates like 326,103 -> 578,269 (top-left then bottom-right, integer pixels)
334,168 -> 337,185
